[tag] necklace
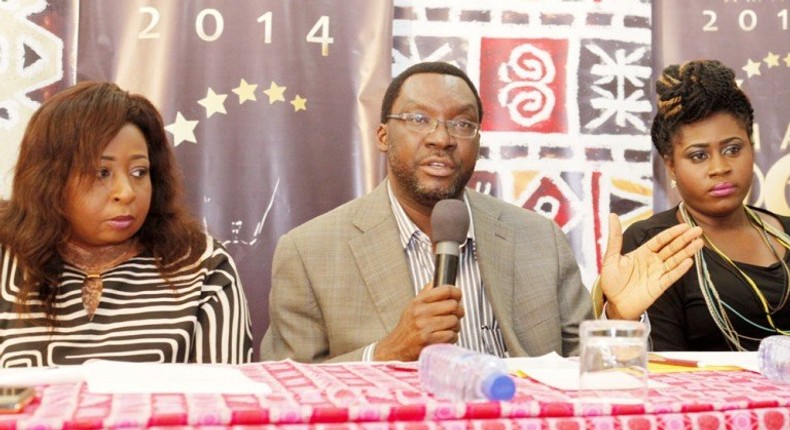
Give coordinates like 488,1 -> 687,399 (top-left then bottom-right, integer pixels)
750,216 -> 790,313
60,239 -> 142,321
678,202 -> 790,350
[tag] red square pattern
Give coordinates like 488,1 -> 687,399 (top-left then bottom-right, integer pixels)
480,38 -> 568,133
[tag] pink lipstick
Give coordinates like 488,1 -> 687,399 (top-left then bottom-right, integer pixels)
710,183 -> 736,197
108,216 -> 134,230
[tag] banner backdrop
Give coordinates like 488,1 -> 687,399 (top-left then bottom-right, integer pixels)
8,1 -> 786,359
2,0 -> 658,357
0,0 -> 76,189
654,1 -> 790,214
74,0 -> 392,355
391,0 -> 655,288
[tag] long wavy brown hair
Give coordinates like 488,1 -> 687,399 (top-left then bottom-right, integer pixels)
0,81 -> 206,322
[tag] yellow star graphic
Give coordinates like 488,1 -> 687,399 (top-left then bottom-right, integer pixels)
264,81 -> 286,104
784,53 -> 790,68
198,88 -> 228,118
764,52 -> 780,68
290,95 -> 307,112
742,58 -> 761,78
232,79 -> 258,104
164,112 -> 199,147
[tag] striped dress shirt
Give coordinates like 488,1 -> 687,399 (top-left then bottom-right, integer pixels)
362,184 -> 507,361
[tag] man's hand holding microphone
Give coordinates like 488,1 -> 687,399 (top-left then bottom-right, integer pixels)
373,199 -> 469,361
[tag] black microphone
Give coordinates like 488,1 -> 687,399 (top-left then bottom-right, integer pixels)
431,199 -> 470,287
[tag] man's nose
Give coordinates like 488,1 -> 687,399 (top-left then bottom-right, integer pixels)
424,120 -> 456,148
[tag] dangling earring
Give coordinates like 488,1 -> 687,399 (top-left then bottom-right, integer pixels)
670,179 -> 677,189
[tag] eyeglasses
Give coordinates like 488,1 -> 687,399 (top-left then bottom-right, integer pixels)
386,113 -> 479,138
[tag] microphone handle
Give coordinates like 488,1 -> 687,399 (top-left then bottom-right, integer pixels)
433,253 -> 460,287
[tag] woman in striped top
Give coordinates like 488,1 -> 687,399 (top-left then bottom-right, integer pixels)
0,82 -> 252,367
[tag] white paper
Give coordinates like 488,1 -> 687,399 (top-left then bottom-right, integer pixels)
83,360 -> 272,394
505,352 -> 577,371
654,351 -> 759,372
505,353 -> 667,391
0,361 -> 272,395
0,366 -> 85,386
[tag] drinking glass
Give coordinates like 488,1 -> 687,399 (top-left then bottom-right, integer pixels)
578,319 -> 649,402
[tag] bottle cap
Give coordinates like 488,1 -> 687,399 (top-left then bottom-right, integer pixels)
482,372 -> 515,400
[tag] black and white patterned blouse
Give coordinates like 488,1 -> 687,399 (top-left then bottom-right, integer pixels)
0,235 -> 253,367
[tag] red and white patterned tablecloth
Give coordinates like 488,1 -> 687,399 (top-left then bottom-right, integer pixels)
2,360 -> 790,429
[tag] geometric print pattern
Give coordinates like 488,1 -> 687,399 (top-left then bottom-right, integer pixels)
3,362 -> 790,427
393,0 -> 654,286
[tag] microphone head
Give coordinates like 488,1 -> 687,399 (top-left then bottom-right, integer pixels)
431,199 -> 470,244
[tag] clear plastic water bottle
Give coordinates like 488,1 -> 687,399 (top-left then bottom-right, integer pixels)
758,335 -> 790,383
418,344 -> 516,401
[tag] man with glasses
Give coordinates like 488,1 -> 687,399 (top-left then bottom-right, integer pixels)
260,61 -> 702,363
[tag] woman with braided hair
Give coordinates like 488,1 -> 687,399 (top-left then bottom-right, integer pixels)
609,59 -> 790,351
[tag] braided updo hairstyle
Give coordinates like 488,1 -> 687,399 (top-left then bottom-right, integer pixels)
651,59 -> 754,158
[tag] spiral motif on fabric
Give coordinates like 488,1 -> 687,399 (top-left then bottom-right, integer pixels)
496,44 -> 556,127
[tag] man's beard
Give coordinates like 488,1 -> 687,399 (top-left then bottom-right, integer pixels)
388,150 -> 473,206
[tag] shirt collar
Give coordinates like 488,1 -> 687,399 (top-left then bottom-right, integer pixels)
386,179 -> 475,250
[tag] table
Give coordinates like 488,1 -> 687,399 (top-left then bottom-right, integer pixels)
2,360 -> 790,429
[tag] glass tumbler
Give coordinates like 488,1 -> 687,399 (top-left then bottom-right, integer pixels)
578,319 -> 649,402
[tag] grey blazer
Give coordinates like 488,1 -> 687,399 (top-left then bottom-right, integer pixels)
260,181 -> 592,362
